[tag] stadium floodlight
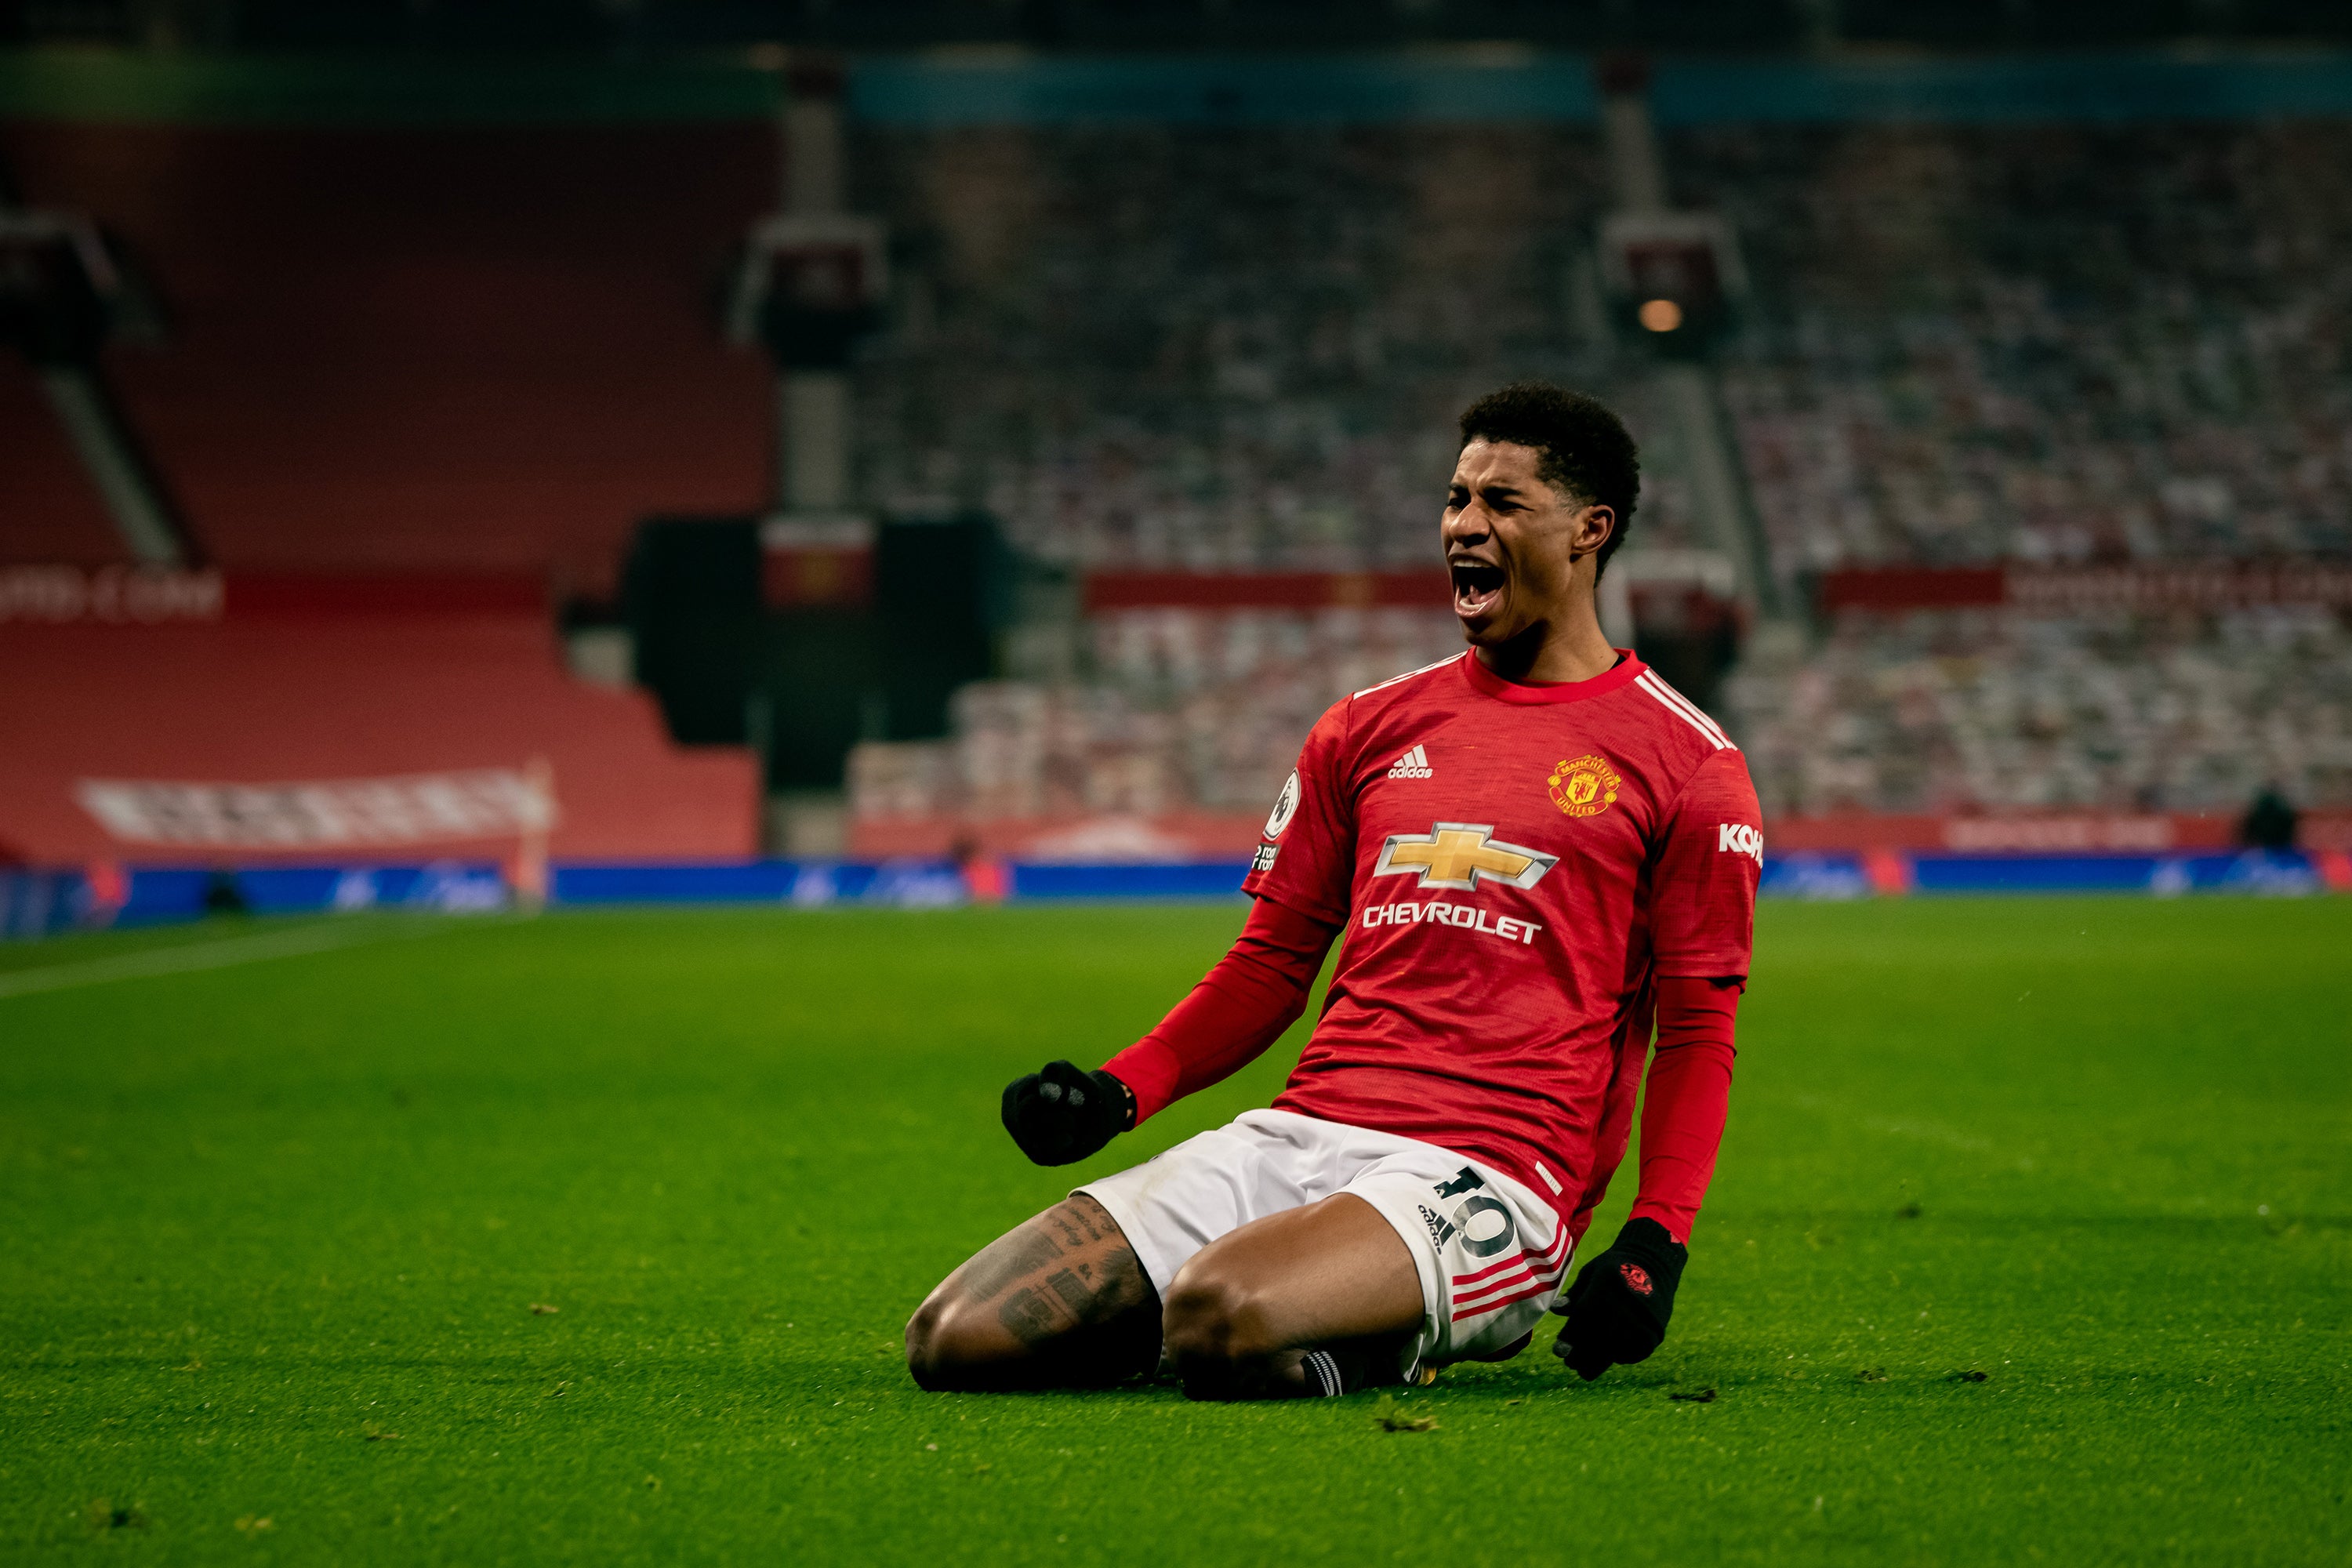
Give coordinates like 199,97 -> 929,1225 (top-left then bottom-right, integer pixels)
1597,210 -> 1748,355
725,53 -> 889,521
724,211 -> 890,372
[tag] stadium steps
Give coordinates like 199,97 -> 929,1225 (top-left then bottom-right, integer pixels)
0,361 -> 132,568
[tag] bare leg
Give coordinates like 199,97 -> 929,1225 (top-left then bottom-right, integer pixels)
1160,1192 -> 1424,1401
905,1194 -> 1160,1391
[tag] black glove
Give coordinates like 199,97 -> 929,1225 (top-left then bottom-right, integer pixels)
1552,1217 -> 1687,1381
1000,1060 -> 1135,1167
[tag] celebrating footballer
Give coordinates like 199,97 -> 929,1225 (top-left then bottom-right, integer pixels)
906,382 -> 1762,1399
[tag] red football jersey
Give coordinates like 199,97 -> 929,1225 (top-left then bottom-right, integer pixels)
1243,649 -> 1761,1239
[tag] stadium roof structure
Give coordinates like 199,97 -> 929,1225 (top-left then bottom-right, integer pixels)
5,46 -> 2352,125
6,0 -> 2351,54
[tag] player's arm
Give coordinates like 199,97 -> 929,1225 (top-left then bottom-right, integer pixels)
1631,975 -> 1740,1245
1555,747 -> 1760,1380
1003,703 -> 1358,1168
1000,897 -> 1338,1165
1554,974 -> 1740,1379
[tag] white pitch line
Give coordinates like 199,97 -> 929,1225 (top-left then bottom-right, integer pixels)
0,919 -> 452,1003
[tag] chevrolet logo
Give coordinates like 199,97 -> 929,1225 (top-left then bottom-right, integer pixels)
1372,822 -> 1557,891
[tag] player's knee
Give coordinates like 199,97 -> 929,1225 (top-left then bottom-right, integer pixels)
903,1294 -> 952,1388
1162,1261 -> 1281,1381
904,1291 -> 990,1391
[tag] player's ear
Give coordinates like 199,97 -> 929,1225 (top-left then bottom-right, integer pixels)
1572,503 -> 1615,559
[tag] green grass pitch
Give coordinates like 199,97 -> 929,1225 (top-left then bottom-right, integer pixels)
2,897 -> 2346,1564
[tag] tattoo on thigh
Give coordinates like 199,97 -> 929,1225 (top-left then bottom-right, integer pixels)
998,1287 -> 1060,1345
964,1195 -> 1152,1357
993,1245 -> 1148,1347
1046,1269 -> 1094,1316
964,1226 -> 1065,1303
1059,1200 -> 1113,1245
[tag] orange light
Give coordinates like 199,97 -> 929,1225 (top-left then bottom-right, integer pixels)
1638,298 -> 1683,333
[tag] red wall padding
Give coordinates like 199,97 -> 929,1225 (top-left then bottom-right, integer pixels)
0,616 -> 758,862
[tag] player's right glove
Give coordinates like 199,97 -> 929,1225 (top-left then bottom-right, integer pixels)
1000,1060 -> 1135,1167
1552,1217 -> 1687,1381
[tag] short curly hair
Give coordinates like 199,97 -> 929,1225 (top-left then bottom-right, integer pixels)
1457,383 -> 1641,575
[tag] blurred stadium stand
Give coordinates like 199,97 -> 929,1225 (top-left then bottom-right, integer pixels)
1728,603 -> 2352,823
3,42 -> 2350,891
0,118 -> 775,592
850,122 -> 1709,571
836,96 -> 2352,835
1687,123 -> 2352,583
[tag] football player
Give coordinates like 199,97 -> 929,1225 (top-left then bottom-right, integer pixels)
906,383 -> 1760,1398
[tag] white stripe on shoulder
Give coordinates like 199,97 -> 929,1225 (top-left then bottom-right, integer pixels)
1639,670 -> 1730,745
1635,670 -> 1733,750
1638,670 -> 1733,747
1353,653 -> 1461,700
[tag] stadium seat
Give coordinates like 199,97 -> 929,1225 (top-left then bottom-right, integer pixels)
0,120 -> 778,596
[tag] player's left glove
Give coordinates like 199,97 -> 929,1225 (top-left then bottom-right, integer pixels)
1552,1217 -> 1686,1381
1000,1060 -> 1136,1167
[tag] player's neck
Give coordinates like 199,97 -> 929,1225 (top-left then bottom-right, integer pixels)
1471,600 -> 1621,686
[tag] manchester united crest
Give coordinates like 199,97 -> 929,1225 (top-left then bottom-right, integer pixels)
1547,753 -> 1621,818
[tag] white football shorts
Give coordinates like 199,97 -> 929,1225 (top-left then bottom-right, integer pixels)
1074,1108 -> 1572,1378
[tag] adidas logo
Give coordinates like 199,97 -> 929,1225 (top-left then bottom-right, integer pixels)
1386,745 -> 1434,780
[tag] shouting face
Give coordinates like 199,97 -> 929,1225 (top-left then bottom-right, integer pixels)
1443,439 -> 1615,650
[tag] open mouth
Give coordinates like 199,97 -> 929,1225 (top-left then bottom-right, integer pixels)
1449,559 -> 1506,619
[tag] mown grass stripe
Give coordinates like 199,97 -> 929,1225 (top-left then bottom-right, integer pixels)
0,918 -> 447,1001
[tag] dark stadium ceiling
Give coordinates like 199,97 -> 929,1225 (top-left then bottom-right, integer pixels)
5,0 -> 2349,53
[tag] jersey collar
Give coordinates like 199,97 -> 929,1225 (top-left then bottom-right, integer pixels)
1459,648 -> 1647,706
